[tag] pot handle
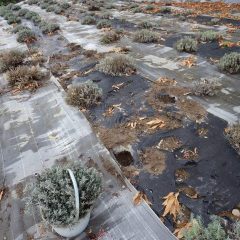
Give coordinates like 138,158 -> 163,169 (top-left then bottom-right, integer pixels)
67,169 -> 80,221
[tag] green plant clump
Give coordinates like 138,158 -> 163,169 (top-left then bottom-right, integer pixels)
17,29 -> 36,43
12,24 -> 31,33
132,7 -> 142,13
27,163 -> 102,226
17,8 -> 29,17
39,21 -> 59,34
218,52 -> 240,74
7,14 -> 20,24
25,10 -> 39,20
175,37 -> 197,52
81,16 -> 96,25
100,31 -> 120,44
27,0 -> 38,5
145,5 -> 154,11
96,19 -> 111,29
133,29 -> 159,43
6,65 -> 44,88
66,81 -> 102,108
160,7 -> 171,13
96,54 -> 136,76
138,21 -> 153,29
197,30 -> 221,42
183,216 -> 240,240
225,122 -> 240,154
0,50 -> 25,72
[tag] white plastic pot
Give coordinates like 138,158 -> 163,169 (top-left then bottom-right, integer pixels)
53,211 -> 91,238
51,169 -> 91,238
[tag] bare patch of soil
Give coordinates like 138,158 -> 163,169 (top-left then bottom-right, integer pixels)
95,125 -> 137,149
177,98 -> 207,122
157,136 -> 183,152
126,115 -> 182,134
140,148 -> 166,175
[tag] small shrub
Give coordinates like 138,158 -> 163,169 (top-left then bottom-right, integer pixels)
100,12 -> 112,19
183,216 -> 227,240
17,8 -> 29,17
175,37 -> 197,52
6,65 -> 44,89
40,2 -> 49,9
28,0 -> 38,5
88,5 -> 100,11
7,14 -> 21,24
218,52 -> 240,74
0,50 -> 25,72
12,25 -> 31,33
81,16 -> 96,25
133,29 -> 159,43
145,5 -> 154,11
66,81 -> 102,108
192,79 -> 219,96
11,4 -> 20,11
46,5 -> 56,12
105,4 -> 114,9
96,20 -> 111,29
17,29 -> 36,43
225,123 -> 240,154
26,163 -> 102,226
160,7 -> 171,13
132,7 -> 142,13
0,7 -> 8,17
96,54 -> 136,76
53,6 -> 63,14
210,18 -> 220,25
31,15 -> 42,25
129,3 -> 138,9
100,31 -> 120,44
39,21 -> 59,34
25,11 -> 39,20
60,2 -> 70,9
197,30 -> 221,42
3,11 -> 14,20
138,21 -> 153,29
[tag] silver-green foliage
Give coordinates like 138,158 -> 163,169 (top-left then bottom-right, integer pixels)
96,19 -> 111,29
96,54 -> 136,76
197,30 -> 221,42
175,37 -> 197,52
66,81 -> 102,108
138,21 -> 153,29
81,16 -> 96,25
192,79 -> 219,96
133,29 -> 159,43
183,216 -> 227,240
27,164 -> 102,226
225,122 -> 240,154
218,52 -> 240,74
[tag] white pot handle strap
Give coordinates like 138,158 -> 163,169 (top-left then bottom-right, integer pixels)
67,169 -> 80,221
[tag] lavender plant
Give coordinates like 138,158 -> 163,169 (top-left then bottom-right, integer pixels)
27,163 -> 102,226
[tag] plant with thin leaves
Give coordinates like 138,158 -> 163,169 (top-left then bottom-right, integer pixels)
100,31 -> 120,44
17,29 -> 36,43
218,52 -> 240,74
197,30 -> 221,42
96,54 -> 136,76
225,122 -> 240,154
81,16 -> 96,25
175,37 -> 197,52
133,29 -> 159,43
26,163 -> 102,226
6,65 -> 44,89
96,19 -> 111,29
0,50 -> 26,72
138,21 -> 153,29
66,81 -> 102,109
